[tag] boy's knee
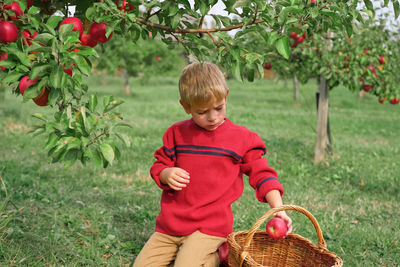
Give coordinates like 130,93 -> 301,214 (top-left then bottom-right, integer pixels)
173,251 -> 219,267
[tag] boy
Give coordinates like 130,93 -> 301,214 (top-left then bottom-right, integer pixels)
133,62 -> 292,267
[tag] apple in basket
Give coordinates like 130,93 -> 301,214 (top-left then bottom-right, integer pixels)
266,217 -> 287,240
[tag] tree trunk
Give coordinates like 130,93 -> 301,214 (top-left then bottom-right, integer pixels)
293,75 -> 299,100
123,68 -> 131,95
314,75 -> 331,163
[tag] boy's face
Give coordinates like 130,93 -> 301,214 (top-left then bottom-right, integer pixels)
180,96 -> 228,131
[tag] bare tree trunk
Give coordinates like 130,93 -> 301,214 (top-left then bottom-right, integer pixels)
283,78 -> 288,88
122,69 -> 130,95
314,75 -> 331,163
293,75 -> 299,100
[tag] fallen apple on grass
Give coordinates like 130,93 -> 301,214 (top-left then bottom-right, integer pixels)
266,217 -> 288,240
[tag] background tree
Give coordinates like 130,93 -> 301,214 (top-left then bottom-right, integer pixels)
94,35 -> 185,95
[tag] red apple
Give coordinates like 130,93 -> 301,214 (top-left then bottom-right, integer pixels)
22,29 -> 38,46
148,31 -> 153,38
63,65 -> 73,77
289,32 -> 298,39
378,55 -> 385,65
19,76 -> 40,95
378,97 -> 386,104
364,49 -> 369,54
59,17 -> 84,38
115,0 -> 134,11
0,21 -> 19,43
4,1 -> 24,20
80,33 -> 98,47
89,22 -> 113,43
155,56 -> 161,61
33,86 -> 49,106
0,52 -> 8,71
389,98 -> 400,105
311,0 -> 317,3
266,217 -> 287,240
296,33 -> 306,44
264,62 -> 272,70
362,84 -> 373,92
218,242 -> 229,267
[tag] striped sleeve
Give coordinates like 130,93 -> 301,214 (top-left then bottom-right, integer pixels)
150,127 -> 176,190
240,133 -> 283,202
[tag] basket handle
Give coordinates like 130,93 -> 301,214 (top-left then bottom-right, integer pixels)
239,205 -> 327,266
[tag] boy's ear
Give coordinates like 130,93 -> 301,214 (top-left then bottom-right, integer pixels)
179,100 -> 191,114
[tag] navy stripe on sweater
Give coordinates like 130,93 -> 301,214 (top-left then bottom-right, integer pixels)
176,149 -> 240,161
163,145 -> 242,161
257,177 -> 279,190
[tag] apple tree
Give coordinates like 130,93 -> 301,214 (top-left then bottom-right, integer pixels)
0,0 -> 397,167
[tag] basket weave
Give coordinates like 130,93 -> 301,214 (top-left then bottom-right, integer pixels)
227,205 -> 343,267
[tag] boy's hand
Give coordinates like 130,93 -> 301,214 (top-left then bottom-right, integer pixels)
272,211 -> 292,237
160,167 -> 190,191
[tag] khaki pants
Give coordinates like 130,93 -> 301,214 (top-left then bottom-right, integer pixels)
133,231 -> 226,267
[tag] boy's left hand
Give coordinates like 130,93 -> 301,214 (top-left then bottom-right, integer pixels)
272,211 -> 292,237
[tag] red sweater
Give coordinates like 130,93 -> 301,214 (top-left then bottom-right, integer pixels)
150,118 -> 284,237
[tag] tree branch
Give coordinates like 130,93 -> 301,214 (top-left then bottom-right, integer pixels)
135,17 -> 265,34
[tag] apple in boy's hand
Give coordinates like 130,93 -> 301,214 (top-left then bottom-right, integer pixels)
266,217 -> 288,240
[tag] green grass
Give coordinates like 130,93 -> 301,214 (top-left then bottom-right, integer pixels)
0,75 -> 399,266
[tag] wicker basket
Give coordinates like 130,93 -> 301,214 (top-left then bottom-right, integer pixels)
227,205 -> 343,267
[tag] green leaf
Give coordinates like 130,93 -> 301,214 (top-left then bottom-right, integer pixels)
89,94 -> 98,112
34,33 -> 55,45
46,15 -> 63,29
393,0 -> 400,19
30,63 -> 52,79
45,133 -> 59,150
49,65 -> 67,88
199,2 -> 209,16
170,13 -> 182,29
363,0 -> 374,11
28,6 -> 40,15
32,113 -> 47,122
2,72 -> 23,84
104,100 -> 124,112
85,149 -> 102,168
115,133 -> 131,147
276,36 -> 290,60
246,65 -> 255,82
0,59 -> 15,69
232,61 -> 243,81
100,143 -> 115,165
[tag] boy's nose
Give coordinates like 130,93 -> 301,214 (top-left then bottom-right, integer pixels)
208,111 -> 217,121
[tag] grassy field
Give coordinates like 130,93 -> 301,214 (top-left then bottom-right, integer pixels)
0,74 -> 399,266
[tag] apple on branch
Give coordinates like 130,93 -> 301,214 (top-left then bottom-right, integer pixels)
266,217 -> 288,240
0,52 -> 8,71
378,55 -> 385,65
89,22 -> 113,43
264,62 -> 272,70
4,1 -> 24,20
59,17 -> 84,38
0,21 -> 19,44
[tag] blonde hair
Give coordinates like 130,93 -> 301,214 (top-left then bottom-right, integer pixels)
179,62 -> 228,107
